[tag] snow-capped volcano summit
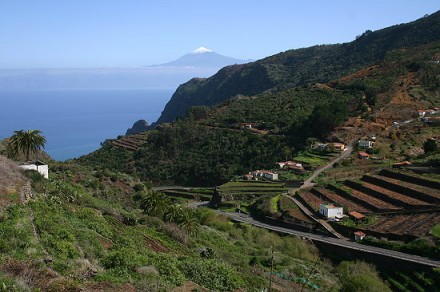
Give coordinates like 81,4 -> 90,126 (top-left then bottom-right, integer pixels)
155,47 -> 250,68
192,47 -> 213,54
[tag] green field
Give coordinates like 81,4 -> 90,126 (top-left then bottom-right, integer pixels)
218,181 -> 287,196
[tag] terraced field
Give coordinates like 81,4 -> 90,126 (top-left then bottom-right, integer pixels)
367,212 -> 440,236
218,181 -> 287,196
298,190 -> 323,212
340,185 -> 399,211
302,169 -> 440,238
347,180 -> 430,207
311,187 -> 370,213
362,174 -> 439,204
109,133 -> 148,151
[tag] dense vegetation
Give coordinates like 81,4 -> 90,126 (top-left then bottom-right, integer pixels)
0,157 -> 399,291
80,39 -> 440,186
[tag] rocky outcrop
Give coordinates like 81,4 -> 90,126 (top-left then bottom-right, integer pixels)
19,182 -> 33,203
126,120 -> 149,135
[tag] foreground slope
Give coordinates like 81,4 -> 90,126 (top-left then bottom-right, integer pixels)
0,155 -> 398,291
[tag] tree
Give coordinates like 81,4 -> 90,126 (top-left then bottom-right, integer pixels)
178,210 -> 200,237
423,139 -> 438,154
7,130 -> 47,161
163,204 -> 184,223
306,137 -> 318,149
337,261 -> 391,292
140,191 -> 170,217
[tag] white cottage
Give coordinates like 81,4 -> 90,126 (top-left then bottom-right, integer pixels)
319,203 -> 343,219
19,161 -> 49,179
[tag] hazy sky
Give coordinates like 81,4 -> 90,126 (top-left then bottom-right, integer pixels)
1,0 -> 439,68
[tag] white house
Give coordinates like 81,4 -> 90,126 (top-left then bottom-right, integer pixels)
19,161 -> 49,179
358,140 -> 374,148
251,170 -> 279,181
319,203 -> 343,219
277,161 -> 303,169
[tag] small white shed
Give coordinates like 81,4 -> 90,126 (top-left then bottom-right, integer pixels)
319,203 -> 343,219
19,161 -> 49,179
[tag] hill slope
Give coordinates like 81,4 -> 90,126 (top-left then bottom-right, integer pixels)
1,157 -> 395,291
79,39 -> 440,186
155,11 -> 440,125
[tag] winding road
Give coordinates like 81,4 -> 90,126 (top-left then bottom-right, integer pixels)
218,209 -> 440,268
188,142 -> 440,268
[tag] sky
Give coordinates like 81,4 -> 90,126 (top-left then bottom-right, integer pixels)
1,0 -> 439,68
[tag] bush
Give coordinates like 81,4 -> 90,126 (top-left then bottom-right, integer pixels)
102,247 -> 145,270
179,258 -> 244,291
338,261 -> 391,292
162,223 -> 188,245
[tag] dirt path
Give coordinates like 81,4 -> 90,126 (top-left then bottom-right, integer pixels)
284,143 -> 355,239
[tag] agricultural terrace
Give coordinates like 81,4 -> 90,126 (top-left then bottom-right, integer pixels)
298,169 -> 440,239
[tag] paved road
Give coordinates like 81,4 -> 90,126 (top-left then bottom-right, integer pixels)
216,210 -> 440,268
185,142 -> 440,268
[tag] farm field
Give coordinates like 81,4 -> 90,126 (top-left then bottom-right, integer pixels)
298,169 -> 440,238
218,181 -> 287,197
279,196 -> 314,223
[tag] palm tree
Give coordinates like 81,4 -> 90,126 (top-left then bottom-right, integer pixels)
163,204 -> 184,223
8,130 -> 47,161
178,210 -> 200,237
140,191 -> 170,216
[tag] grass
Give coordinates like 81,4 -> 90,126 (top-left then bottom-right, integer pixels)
430,224 -> 440,239
217,181 -> 287,201
270,195 -> 280,214
338,215 -> 378,228
0,155 -> 405,290
220,181 -> 285,188
293,154 -> 326,167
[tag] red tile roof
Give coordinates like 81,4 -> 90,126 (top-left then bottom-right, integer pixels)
354,231 -> 366,237
349,211 -> 365,220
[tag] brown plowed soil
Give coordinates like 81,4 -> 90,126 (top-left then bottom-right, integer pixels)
144,236 -> 169,253
312,188 -> 370,213
361,181 -> 430,206
341,185 -> 400,211
368,175 -> 440,200
367,212 -> 440,236
299,190 -> 323,212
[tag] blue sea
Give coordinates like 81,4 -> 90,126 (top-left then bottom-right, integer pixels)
0,88 -> 174,161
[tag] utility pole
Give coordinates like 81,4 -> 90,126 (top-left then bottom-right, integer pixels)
300,255 -> 321,292
268,245 -> 274,292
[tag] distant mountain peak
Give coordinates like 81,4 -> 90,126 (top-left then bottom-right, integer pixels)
192,47 -> 213,54
155,47 -> 250,68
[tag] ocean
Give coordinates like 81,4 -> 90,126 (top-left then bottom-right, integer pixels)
0,88 -> 174,161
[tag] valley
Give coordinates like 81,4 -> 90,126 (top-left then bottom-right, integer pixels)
1,10 -> 440,291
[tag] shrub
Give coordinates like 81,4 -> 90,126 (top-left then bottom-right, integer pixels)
102,247 -> 144,270
337,261 -> 391,292
179,258 -> 244,291
162,223 -> 188,245
145,254 -> 185,286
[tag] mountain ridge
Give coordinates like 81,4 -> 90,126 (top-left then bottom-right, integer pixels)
150,47 -> 251,68
153,11 -> 440,125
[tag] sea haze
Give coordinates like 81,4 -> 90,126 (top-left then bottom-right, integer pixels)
0,88 -> 174,161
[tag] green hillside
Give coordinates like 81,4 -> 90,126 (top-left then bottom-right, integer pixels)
0,156 -> 400,291
79,39 -> 440,186
155,11 -> 440,125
